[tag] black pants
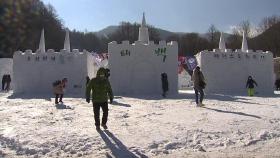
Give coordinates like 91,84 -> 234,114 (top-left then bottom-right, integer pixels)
5,82 -> 10,91
93,102 -> 108,127
2,81 -> 5,90
162,90 -> 167,97
194,88 -> 204,104
55,94 -> 63,103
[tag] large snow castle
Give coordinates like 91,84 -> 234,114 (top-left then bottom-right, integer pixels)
11,14 -> 274,95
13,29 -> 96,94
108,13 -> 178,95
196,32 -> 274,94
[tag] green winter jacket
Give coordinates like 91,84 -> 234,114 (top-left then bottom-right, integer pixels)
86,68 -> 113,103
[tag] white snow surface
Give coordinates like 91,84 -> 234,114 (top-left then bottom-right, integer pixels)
1,90 -> 280,158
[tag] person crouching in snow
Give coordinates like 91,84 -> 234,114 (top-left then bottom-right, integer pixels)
192,66 -> 206,107
53,78 -> 68,104
161,73 -> 169,98
86,68 -> 114,131
246,76 -> 258,96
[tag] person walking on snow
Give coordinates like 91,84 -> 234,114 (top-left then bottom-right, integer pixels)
2,74 -> 7,91
192,66 -> 206,107
161,73 -> 169,98
5,74 -> 11,91
246,76 -> 258,96
275,79 -> 280,91
86,68 -> 114,131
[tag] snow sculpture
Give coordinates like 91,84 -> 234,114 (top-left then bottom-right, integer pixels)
196,32 -> 274,94
108,13 -> 178,95
13,29 -> 96,94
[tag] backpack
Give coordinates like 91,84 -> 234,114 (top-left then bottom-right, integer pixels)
52,80 -> 61,87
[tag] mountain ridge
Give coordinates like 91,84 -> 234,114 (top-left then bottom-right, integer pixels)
94,25 -> 232,40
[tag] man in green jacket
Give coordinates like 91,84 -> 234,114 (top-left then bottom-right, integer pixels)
86,68 -> 114,131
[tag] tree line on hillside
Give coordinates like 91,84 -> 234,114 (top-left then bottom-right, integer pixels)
1,0 -> 280,58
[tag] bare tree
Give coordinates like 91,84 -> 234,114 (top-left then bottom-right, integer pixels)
207,24 -> 218,41
180,33 -> 210,56
240,20 -> 251,37
259,15 -> 280,33
107,21 -> 160,44
231,20 -> 254,38
207,24 -> 220,49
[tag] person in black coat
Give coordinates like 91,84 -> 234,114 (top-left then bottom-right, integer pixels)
5,75 -> 11,91
2,74 -> 7,91
161,73 -> 169,98
275,79 -> 280,91
246,76 -> 258,96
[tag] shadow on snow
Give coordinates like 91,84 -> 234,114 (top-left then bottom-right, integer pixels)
4,90 -> 280,106
99,130 -> 147,158
202,107 -> 262,119
7,92 -> 83,100
111,100 -> 131,107
55,103 -> 73,110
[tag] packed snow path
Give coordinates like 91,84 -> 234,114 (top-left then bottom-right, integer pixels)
1,91 -> 280,158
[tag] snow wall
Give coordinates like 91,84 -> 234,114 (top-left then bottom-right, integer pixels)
13,49 -> 95,95
274,57 -> 280,79
196,49 -> 274,94
108,40 -> 178,95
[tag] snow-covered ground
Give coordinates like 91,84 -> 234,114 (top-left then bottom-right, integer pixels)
1,90 -> 280,158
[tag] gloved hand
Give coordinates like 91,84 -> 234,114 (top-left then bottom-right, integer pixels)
109,98 -> 113,104
86,98 -> 90,103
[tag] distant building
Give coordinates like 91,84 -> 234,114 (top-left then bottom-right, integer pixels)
196,32 -> 274,94
108,13 -> 178,95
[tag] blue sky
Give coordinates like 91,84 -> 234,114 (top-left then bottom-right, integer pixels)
41,0 -> 280,33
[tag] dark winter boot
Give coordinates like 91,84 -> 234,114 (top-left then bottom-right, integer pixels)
55,94 -> 59,104
59,94 -> 63,103
96,126 -> 101,131
101,124 -> 108,130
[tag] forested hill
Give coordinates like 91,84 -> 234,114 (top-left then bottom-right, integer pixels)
0,0 -> 279,58
249,22 -> 280,56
